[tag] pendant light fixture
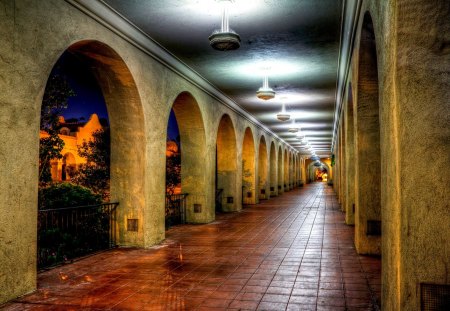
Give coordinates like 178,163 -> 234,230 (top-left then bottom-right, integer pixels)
276,101 -> 290,121
296,133 -> 305,140
209,0 -> 241,51
288,118 -> 299,133
256,75 -> 275,100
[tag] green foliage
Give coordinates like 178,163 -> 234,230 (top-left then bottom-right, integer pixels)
39,135 -> 65,183
331,154 -> 335,167
71,128 -> 110,201
38,183 -> 102,210
166,151 -> 181,195
39,74 -> 75,183
40,74 -> 75,131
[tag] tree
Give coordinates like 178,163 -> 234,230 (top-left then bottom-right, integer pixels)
166,152 -> 181,195
39,74 -> 75,183
71,128 -> 110,201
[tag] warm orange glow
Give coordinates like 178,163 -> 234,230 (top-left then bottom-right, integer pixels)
40,114 -> 104,181
59,272 -> 69,281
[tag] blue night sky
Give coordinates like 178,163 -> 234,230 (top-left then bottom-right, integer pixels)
167,110 -> 180,142
50,51 -> 109,122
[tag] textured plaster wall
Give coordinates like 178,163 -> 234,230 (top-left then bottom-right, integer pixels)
0,0 -> 294,304
338,0 -> 450,309
394,0 -> 450,309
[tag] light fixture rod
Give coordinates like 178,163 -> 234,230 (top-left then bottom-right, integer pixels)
263,76 -> 269,88
221,5 -> 229,32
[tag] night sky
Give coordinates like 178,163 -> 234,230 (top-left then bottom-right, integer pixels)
49,51 -> 109,122
167,110 -> 180,142
48,50 -> 180,139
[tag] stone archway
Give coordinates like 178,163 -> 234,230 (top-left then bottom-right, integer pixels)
257,136 -> 269,201
269,142 -> 277,196
170,92 -> 210,223
216,114 -> 238,212
42,40 -> 146,247
353,12 -> 381,255
242,128 -> 256,205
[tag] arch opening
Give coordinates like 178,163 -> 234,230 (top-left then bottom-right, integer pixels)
216,114 -> 238,212
37,40 -> 145,271
354,12 -> 381,255
169,92 -> 210,223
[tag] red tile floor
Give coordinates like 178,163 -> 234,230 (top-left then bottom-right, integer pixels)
2,183 -> 381,311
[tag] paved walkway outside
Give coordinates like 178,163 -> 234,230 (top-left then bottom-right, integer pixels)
2,183 -> 381,311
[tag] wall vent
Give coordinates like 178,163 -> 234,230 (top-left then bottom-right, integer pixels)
260,189 -> 266,195
194,204 -> 202,213
127,219 -> 138,232
247,192 -> 252,198
270,187 -> 274,191
421,283 -> 450,311
366,220 -> 381,236
226,196 -> 233,203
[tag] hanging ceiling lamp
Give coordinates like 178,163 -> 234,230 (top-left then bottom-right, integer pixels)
288,118 -> 299,133
296,131 -> 305,139
276,102 -> 290,121
256,75 -> 276,100
209,0 -> 241,51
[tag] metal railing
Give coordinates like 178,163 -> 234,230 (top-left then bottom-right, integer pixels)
215,188 -> 223,213
37,202 -> 118,270
165,194 -> 188,229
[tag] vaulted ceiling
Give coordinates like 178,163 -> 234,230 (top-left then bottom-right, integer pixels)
103,0 -> 343,156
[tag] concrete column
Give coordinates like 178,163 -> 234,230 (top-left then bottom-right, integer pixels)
269,143 -> 278,196
277,147 -> 284,194
258,137 -> 269,200
242,128 -> 256,205
344,86 -> 356,225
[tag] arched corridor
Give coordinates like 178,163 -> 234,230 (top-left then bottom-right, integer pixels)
1,1 -> 448,310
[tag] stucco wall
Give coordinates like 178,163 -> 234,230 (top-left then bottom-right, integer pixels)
334,0 -> 450,309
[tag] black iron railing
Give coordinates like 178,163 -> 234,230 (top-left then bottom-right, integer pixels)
165,194 -> 188,229
215,188 -> 223,213
37,202 -> 118,270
